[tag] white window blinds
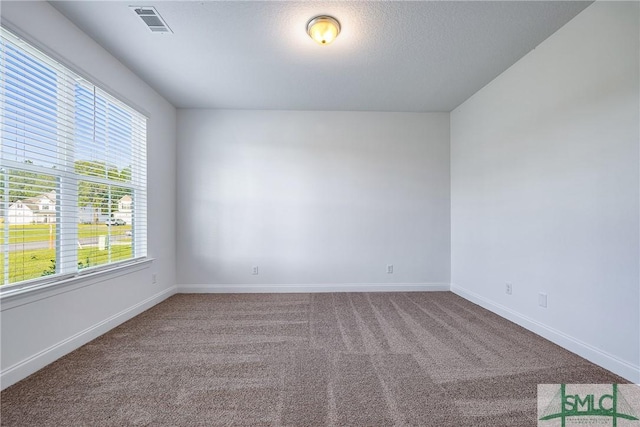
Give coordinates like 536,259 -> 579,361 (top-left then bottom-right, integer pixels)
0,26 -> 147,289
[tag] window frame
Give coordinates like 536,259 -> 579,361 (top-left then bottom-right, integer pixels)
0,24 -> 149,295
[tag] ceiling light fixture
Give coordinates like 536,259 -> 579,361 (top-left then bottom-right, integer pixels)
307,15 -> 340,45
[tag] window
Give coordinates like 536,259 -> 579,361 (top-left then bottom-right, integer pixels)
0,27 -> 147,288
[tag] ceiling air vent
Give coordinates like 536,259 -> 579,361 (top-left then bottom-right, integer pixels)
130,6 -> 173,34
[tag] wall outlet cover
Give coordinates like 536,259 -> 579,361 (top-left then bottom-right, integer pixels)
538,292 -> 548,308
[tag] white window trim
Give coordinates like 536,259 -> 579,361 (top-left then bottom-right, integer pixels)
0,257 -> 155,309
0,25 -> 149,291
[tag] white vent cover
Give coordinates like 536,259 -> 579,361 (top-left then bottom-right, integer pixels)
130,6 -> 173,34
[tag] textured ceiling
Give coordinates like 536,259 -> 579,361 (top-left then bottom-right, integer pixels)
49,1 -> 592,112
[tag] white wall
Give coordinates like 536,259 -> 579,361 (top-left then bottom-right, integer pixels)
177,110 -> 450,291
451,1 -> 639,382
0,2 -> 177,389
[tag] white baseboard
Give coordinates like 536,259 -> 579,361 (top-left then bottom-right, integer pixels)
1,285 -> 178,390
178,283 -> 450,293
7,282 -> 635,390
450,284 -> 640,384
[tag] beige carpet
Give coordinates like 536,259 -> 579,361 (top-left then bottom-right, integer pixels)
0,292 -> 627,426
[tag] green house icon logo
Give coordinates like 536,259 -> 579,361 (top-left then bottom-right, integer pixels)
540,384 -> 639,427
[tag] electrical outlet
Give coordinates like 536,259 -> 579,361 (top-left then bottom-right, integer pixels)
152,273 -> 157,284
386,264 -> 393,274
252,266 -> 259,275
538,292 -> 548,308
505,282 -> 512,295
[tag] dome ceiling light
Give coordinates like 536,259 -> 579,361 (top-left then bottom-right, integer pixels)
307,15 -> 341,45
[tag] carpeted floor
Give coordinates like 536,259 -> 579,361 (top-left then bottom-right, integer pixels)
0,292 -> 628,426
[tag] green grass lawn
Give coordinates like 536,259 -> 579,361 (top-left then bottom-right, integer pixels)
0,245 -> 133,285
0,223 -> 131,243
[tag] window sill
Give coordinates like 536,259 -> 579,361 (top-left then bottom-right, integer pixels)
0,257 -> 155,311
